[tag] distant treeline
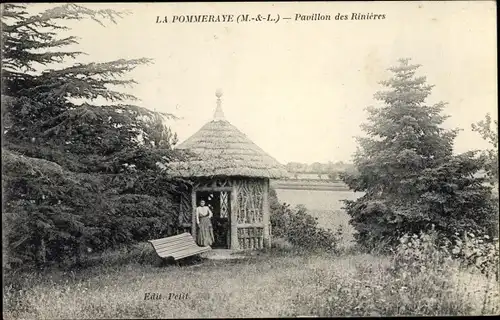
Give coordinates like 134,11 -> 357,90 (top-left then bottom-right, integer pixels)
286,161 -> 353,173
285,161 -> 353,173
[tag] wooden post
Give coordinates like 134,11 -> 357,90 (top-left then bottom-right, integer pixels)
191,187 -> 196,238
230,183 -> 239,250
262,179 -> 270,248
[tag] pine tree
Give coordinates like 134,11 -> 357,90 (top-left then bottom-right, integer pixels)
2,4 -> 178,166
341,58 -> 497,249
1,3 -> 184,269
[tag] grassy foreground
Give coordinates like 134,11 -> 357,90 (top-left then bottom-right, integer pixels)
4,241 -> 499,319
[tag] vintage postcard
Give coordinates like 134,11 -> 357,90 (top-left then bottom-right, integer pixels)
2,1 -> 498,318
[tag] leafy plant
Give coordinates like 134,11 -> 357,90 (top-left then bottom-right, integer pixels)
472,113 -> 498,186
269,188 -> 342,252
294,230 -> 499,316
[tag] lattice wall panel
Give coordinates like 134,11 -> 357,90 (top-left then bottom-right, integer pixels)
194,178 -> 233,190
237,227 -> 264,249
178,191 -> 192,225
234,179 -> 264,224
220,191 -> 229,218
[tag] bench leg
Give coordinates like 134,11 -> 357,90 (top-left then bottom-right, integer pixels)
153,255 -> 164,267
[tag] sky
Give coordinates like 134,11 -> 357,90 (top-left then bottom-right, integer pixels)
25,1 -> 497,164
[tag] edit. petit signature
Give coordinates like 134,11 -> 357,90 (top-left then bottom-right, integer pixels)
144,292 -> 189,300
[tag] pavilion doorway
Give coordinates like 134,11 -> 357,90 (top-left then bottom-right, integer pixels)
196,191 -> 231,249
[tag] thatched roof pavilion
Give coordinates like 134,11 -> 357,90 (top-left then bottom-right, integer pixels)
166,90 -> 288,251
167,91 -> 288,179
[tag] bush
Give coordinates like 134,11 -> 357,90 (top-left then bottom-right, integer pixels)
294,230 -> 499,316
395,229 -> 499,280
450,233 -> 499,281
343,152 -> 499,251
269,188 -> 342,252
2,150 -> 180,271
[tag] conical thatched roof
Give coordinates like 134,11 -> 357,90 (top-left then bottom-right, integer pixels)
165,91 -> 289,179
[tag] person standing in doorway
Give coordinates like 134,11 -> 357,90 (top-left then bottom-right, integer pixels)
196,199 -> 214,247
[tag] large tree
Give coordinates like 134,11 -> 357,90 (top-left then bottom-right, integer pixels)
2,3 -> 185,269
2,4 -> 178,166
341,58 -> 497,249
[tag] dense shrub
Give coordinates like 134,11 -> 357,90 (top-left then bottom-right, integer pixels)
294,230 -> 499,316
344,154 -> 498,251
450,233 -> 499,280
269,188 -> 342,252
2,150 -> 181,271
391,228 -> 499,281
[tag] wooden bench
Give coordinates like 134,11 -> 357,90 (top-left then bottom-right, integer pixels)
148,232 -> 211,261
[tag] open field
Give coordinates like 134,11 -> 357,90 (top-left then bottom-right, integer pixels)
271,179 -> 351,191
275,188 -> 363,246
274,188 -> 363,213
4,246 -> 498,319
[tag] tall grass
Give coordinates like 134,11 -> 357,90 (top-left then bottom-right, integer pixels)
293,230 -> 499,317
4,249 -> 335,319
4,235 -> 499,319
